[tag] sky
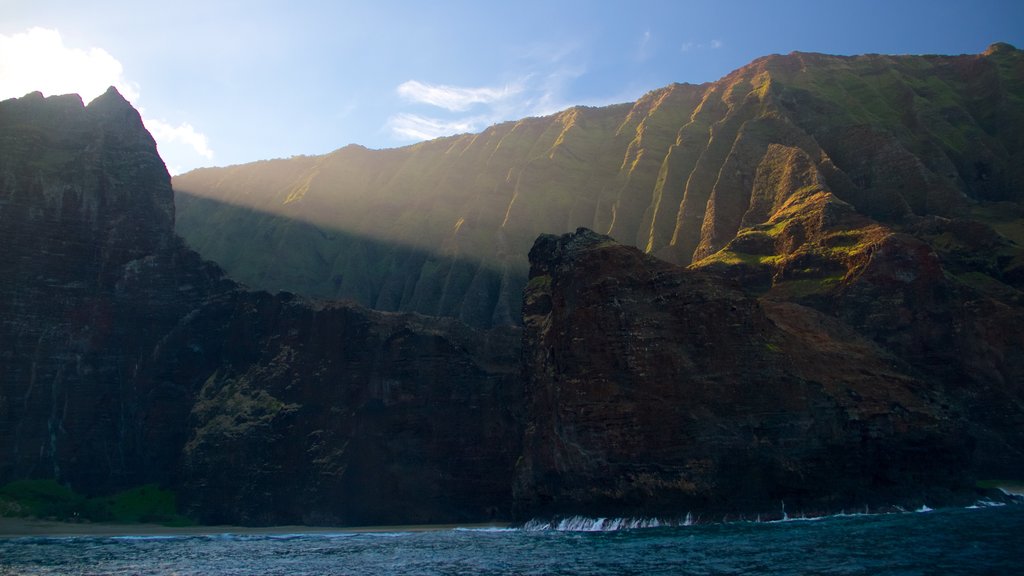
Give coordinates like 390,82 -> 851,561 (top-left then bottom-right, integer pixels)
2,1 -> 1022,175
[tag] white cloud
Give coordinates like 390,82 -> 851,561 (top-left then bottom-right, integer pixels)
145,119 -> 215,160
711,39 -> 724,49
386,66 -> 597,143
397,80 -> 522,112
387,113 -> 483,141
387,66 -> 599,143
387,41 -> 606,144
0,27 -> 139,102
0,27 -> 214,174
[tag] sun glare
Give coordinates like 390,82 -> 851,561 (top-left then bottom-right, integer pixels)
0,27 -> 139,103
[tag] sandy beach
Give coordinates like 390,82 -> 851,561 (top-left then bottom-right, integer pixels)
0,517 -> 511,538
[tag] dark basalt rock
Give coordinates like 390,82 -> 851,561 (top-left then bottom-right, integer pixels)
0,87 -> 199,493
512,228 -> 1009,519
175,295 -> 523,525
0,90 -> 522,525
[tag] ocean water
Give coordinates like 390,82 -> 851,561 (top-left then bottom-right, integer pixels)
2,504 -> 1021,575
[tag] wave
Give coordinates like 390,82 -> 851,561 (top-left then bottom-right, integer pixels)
967,498 -> 1008,509
520,497 -> 1024,532
997,486 -> 1024,497
522,513 -> 694,532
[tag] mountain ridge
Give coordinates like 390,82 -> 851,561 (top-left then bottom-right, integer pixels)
173,43 -> 1024,328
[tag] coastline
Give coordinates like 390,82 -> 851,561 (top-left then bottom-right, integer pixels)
0,517 -> 511,538
4,483 -> 1020,538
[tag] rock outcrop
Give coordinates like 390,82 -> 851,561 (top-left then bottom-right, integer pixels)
513,228 -> 978,518
0,89 -> 522,526
176,297 -> 522,525
0,88 -> 219,494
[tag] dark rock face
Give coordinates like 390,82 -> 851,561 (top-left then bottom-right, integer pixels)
0,88 -> 213,493
0,90 -> 522,525
176,296 -> 522,525
512,228 -> 1006,519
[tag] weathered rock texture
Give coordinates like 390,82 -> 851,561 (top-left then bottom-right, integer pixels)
176,297 -> 521,525
173,44 -> 1024,329
513,228 -> 1020,518
0,89 -> 522,526
0,88 -> 214,494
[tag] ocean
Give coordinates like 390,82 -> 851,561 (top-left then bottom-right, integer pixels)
1,503 -> 1021,575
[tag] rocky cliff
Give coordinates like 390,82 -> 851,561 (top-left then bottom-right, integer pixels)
173,44 -> 1024,329
0,88 -> 213,494
0,89 -> 522,525
513,228 -> 1020,518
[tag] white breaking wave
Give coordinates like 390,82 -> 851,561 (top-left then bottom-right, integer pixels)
522,513 -> 694,532
520,500 -> 1024,533
967,499 -> 1007,509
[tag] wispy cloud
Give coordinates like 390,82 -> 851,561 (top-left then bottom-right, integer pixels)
388,41 -> 598,143
387,113 -> 485,141
388,74 -> 581,143
0,27 -> 213,174
636,30 -> 653,62
681,39 -> 725,53
397,80 -> 522,112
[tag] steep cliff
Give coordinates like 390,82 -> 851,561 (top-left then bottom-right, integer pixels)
0,90 -> 522,525
175,296 -> 522,525
0,88 -> 223,494
173,44 -> 1024,329
513,228 -> 1019,519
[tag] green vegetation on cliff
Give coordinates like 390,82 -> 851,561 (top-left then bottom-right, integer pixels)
173,45 -> 1024,328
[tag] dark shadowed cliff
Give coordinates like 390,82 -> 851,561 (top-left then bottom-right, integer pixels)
0,89 -> 522,526
173,44 -> 1024,330
0,88 -> 216,494
513,228 -> 1020,519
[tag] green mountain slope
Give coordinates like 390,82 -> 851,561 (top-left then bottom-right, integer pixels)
173,43 -> 1024,328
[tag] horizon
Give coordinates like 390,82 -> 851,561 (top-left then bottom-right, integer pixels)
2,0 -> 1022,175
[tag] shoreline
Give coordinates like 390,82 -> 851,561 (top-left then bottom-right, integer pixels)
5,485 -> 1021,538
0,517 -> 511,538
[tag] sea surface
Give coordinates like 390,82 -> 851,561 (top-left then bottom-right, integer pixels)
2,504 -> 1022,575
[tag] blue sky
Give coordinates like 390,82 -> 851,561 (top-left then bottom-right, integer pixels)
2,1 -> 1022,175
